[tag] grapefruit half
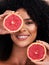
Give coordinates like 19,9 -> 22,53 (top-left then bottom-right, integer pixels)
27,42 -> 46,62
3,14 -> 23,33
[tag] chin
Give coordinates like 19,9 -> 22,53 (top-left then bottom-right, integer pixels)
15,42 -> 30,48
17,44 -> 28,47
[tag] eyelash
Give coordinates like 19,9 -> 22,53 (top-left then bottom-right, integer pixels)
25,21 -> 34,25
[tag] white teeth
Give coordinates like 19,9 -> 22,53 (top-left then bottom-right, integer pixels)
17,36 -> 28,39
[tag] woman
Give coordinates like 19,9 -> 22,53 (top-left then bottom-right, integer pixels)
0,0 -> 49,65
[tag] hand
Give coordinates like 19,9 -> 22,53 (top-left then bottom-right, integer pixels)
0,10 -> 15,35
33,40 -> 49,65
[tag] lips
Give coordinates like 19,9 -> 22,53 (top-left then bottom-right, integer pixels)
16,35 -> 29,40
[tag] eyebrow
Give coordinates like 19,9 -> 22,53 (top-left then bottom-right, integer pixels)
24,18 -> 32,20
24,18 -> 32,21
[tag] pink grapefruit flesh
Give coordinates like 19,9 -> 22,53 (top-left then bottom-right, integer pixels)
3,14 -> 23,32
27,42 -> 46,62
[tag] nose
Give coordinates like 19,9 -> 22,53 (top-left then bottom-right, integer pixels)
19,23 -> 27,32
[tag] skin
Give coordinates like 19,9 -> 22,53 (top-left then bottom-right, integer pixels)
11,8 -> 37,47
7,8 -> 37,65
42,0 -> 49,5
0,8 -> 37,65
0,8 -> 49,65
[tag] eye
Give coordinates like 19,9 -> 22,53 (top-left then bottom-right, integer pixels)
25,21 -> 34,25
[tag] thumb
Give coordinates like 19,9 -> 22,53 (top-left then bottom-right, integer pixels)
0,28 -> 10,35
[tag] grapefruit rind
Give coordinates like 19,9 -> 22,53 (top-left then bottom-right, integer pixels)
3,13 -> 23,33
27,42 -> 46,62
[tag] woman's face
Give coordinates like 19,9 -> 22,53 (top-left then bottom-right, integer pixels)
11,8 -> 37,47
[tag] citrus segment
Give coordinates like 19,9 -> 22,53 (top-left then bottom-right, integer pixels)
27,42 -> 46,62
3,14 -> 23,32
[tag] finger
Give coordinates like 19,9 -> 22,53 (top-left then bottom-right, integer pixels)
33,61 -> 49,65
4,10 -> 15,14
36,40 -> 49,50
0,10 -> 15,18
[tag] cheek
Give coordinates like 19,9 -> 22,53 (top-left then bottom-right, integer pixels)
28,25 -> 37,41
28,24 -> 37,33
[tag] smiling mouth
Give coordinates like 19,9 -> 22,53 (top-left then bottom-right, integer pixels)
16,35 -> 29,40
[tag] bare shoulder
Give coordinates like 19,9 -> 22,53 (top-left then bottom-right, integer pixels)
0,58 -> 17,65
0,61 -> 6,65
0,61 -> 10,65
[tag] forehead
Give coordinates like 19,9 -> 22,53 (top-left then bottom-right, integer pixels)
15,8 -> 30,19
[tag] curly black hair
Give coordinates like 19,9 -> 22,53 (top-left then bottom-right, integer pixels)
0,0 -> 49,61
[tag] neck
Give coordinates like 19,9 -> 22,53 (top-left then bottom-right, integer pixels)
9,44 -> 27,65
